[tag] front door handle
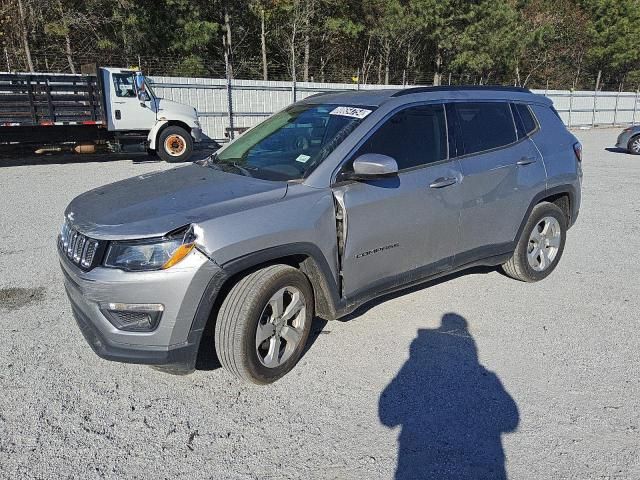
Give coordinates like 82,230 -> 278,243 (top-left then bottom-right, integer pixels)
429,177 -> 458,189
517,157 -> 537,166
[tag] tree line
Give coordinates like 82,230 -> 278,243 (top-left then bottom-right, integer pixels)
1,0 -> 640,90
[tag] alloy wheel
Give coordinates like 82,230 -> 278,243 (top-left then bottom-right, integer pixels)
255,286 -> 307,368
527,216 -> 562,271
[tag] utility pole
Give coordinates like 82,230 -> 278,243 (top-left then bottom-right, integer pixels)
592,70 -> 601,128
223,9 -> 233,80
223,8 -> 234,140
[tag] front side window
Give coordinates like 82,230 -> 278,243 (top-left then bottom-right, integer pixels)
353,104 -> 447,170
206,104 -> 373,181
112,73 -> 136,98
455,102 -> 516,155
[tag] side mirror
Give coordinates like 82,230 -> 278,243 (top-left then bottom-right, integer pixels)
135,72 -> 149,104
138,90 -> 150,103
350,153 -> 398,179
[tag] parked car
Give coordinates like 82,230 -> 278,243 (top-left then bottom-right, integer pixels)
58,86 -> 583,384
615,125 -> 640,154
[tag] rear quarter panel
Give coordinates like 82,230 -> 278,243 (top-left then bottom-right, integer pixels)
530,104 -> 582,216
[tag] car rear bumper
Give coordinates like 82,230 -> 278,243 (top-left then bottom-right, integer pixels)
59,243 -> 227,373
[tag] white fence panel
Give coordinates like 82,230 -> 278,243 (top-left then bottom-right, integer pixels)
149,76 -> 640,141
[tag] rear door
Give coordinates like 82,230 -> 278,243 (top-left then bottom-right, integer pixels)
451,102 -> 545,261
333,104 -> 463,299
105,70 -> 156,131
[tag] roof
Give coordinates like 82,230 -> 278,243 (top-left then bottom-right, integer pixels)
299,85 -> 548,107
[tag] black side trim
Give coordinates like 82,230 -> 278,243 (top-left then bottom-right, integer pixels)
336,250 -> 512,318
221,242 -> 341,320
515,184 -> 578,240
452,243 -> 514,270
183,267 -> 229,359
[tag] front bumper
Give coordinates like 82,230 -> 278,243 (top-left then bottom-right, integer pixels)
616,130 -> 634,150
191,127 -> 203,143
59,243 -> 227,373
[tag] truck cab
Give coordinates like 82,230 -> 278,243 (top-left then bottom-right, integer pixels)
100,67 -> 202,162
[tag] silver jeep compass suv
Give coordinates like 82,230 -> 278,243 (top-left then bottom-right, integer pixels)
59,86 -> 583,384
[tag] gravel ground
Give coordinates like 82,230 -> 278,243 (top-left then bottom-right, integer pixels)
0,129 -> 639,479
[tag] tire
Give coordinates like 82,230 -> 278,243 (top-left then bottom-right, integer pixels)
157,126 -> 193,163
500,202 -> 567,282
214,265 -> 314,385
627,134 -> 640,155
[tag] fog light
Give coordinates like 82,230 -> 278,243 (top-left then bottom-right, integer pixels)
100,303 -> 164,332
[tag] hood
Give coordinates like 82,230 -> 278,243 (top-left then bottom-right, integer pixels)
155,98 -> 197,122
66,165 -> 288,240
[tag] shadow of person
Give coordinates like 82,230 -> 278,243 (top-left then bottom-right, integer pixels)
379,313 -> 519,480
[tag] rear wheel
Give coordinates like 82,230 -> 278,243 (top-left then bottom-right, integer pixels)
627,135 -> 640,154
157,126 -> 193,162
501,202 -> 567,282
214,265 -> 313,384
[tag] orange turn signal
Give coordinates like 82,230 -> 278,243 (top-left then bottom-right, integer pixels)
162,243 -> 195,269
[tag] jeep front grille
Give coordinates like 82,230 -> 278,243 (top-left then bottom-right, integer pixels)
59,219 -> 101,269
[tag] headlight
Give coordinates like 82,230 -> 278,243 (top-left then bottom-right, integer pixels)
104,227 -> 196,272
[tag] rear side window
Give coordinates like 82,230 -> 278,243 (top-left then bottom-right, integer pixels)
355,104 -> 447,170
454,102 -> 516,155
512,103 -> 538,138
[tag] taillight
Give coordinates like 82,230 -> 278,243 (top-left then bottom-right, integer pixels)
573,142 -> 582,162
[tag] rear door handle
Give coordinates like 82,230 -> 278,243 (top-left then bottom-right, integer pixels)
517,157 -> 537,166
429,177 -> 458,189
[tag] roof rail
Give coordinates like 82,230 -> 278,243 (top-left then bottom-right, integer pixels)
391,85 -> 532,97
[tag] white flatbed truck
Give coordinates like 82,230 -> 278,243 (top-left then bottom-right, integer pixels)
0,65 -> 202,162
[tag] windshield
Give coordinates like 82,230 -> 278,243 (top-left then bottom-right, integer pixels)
205,103 -> 374,181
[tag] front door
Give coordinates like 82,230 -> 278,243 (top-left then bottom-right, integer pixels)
333,104 -> 463,299
106,70 -> 157,131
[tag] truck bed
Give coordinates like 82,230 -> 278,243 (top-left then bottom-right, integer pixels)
0,72 -> 105,126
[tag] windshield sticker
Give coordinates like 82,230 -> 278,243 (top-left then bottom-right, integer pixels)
329,106 -> 372,119
295,154 -> 311,163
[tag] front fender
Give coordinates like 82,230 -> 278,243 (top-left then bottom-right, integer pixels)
147,120 -> 169,150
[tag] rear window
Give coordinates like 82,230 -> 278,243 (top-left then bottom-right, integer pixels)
512,103 -> 538,138
455,102 -> 517,155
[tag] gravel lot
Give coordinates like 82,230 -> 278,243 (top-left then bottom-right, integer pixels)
0,129 -> 639,479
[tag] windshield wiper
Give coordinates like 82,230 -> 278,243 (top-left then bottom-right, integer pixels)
205,155 -> 255,177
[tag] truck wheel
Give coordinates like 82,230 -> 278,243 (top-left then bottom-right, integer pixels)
215,265 -> 314,385
157,126 -> 193,162
500,202 -> 567,282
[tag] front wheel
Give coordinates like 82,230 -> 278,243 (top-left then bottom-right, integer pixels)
214,265 -> 314,384
157,126 -> 193,162
627,135 -> 640,155
500,202 -> 567,282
